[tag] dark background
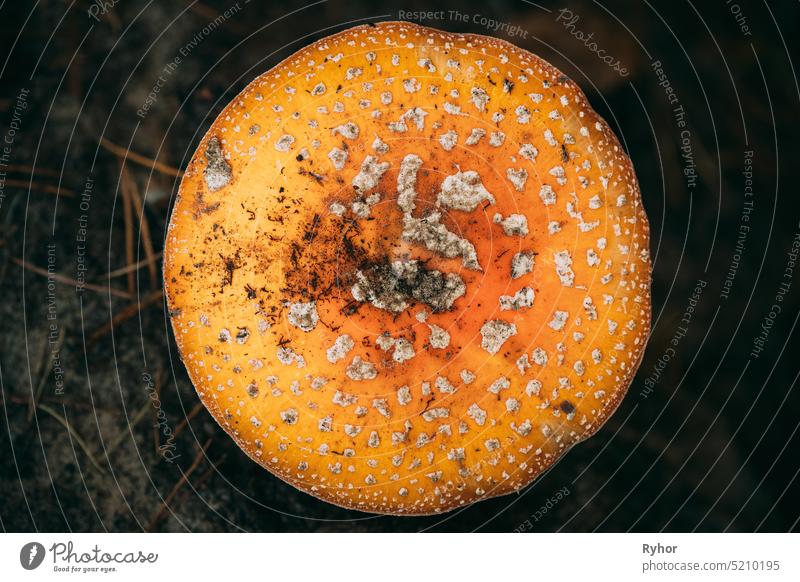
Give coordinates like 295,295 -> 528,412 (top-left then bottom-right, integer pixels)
1,0 -> 798,532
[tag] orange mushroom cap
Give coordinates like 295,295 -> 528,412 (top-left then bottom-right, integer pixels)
164,21 -> 651,515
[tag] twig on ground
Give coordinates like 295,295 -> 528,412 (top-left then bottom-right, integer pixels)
87,288 -> 163,345
5,164 -> 60,177
100,137 -> 183,178
37,402 -> 105,474
120,163 -> 136,295
12,257 -> 132,299
124,164 -> 159,289
173,402 -> 205,440
3,178 -> 74,197
106,398 -> 152,456
101,251 -> 163,280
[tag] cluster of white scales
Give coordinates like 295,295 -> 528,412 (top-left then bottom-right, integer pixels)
342,152 -> 535,325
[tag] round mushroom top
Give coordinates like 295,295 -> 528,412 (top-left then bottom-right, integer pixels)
165,21 -> 651,515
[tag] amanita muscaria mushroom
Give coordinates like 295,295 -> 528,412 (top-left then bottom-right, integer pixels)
165,21 -> 651,515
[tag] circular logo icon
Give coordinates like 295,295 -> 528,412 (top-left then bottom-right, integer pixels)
19,542 -> 46,570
